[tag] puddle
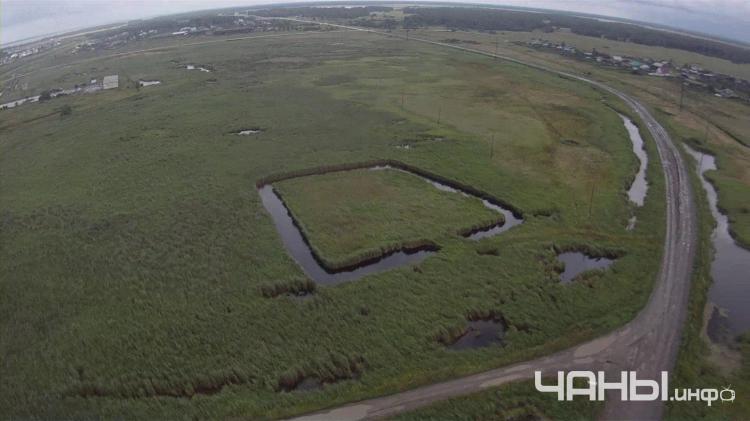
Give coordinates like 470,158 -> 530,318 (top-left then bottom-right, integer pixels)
236,128 -> 263,135
620,114 -> 649,207
186,64 -> 211,72
292,377 -> 322,392
259,163 -> 522,285
138,80 -> 161,87
446,318 -> 506,350
626,216 -> 637,231
278,376 -> 323,393
684,145 -> 750,340
557,252 -> 615,283
259,185 -> 436,286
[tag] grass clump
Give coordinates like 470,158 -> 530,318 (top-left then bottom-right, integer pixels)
260,278 -> 316,298
0,27 -> 668,419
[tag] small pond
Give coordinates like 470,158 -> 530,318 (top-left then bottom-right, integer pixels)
446,319 -> 506,350
186,64 -> 211,72
557,252 -> 615,283
237,128 -> 263,135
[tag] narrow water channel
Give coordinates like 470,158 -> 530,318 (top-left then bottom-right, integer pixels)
259,185 -> 435,286
259,164 -> 523,285
371,165 -> 523,240
684,145 -> 750,341
618,114 -> 649,232
620,114 -> 649,207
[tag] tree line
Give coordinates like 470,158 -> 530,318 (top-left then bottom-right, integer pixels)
402,7 -> 750,64
254,6 -> 392,19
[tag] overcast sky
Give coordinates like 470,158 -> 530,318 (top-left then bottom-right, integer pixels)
2,0 -> 749,46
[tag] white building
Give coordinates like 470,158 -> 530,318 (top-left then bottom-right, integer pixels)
102,75 -> 119,90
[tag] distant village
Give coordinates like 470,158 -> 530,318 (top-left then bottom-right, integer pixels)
78,13 -> 326,51
0,13 -> 319,111
0,75 -> 119,110
0,39 -> 60,66
0,14 -> 311,66
522,38 -> 750,103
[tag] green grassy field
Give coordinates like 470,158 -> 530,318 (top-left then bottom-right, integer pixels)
1,26 -> 667,418
374,24 -> 749,418
404,26 -> 750,249
275,168 -> 502,268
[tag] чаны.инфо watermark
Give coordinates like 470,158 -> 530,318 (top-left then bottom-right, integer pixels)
535,371 -> 735,407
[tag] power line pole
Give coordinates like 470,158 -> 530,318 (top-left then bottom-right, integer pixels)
679,80 -> 686,111
704,119 -> 710,143
588,181 -> 595,219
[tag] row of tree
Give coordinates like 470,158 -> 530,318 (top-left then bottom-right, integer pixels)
254,6 -> 392,19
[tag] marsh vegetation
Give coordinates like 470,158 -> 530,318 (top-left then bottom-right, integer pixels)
0,20 -> 667,419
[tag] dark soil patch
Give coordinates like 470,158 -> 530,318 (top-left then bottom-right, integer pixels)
260,278 -> 316,298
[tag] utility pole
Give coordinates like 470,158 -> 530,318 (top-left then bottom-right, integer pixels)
703,119 -> 710,143
437,104 -> 442,125
490,134 -> 495,159
401,92 -> 405,108
679,79 -> 686,111
495,37 -> 499,59
588,181 -> 595,218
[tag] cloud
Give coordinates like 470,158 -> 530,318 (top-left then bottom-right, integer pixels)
625,0 -> 750,19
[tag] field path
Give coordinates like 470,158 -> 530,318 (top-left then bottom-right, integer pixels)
258,18 -> 698,421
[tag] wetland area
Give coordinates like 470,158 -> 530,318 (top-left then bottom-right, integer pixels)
258,162 -> 524,285
685,145 -> 750,342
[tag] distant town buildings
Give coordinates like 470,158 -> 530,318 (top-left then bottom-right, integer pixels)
0,39 -> 60,65
523,38 -> 750,102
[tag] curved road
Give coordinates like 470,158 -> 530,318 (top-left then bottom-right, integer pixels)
260,18 -> 697,420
